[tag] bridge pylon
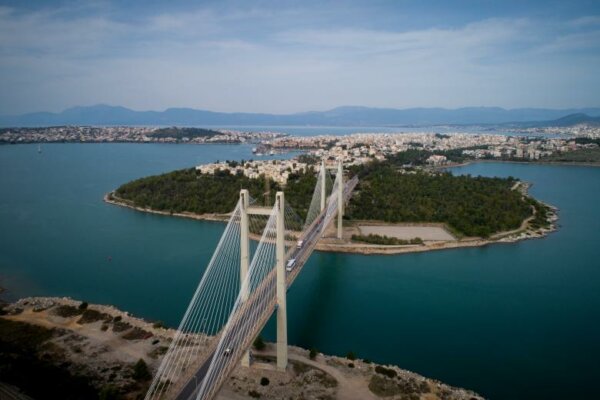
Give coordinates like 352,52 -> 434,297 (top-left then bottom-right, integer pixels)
239,189 -> 289,370
275,191 -> 288,370
239,189 -> 251,367
320,160 -> 326,212
337,161 -> 344,239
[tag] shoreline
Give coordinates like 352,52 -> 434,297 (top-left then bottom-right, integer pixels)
444,158 -> 600,169
104,192 -> 230,222
1,297 -> 484,400
105,182 -> 559,256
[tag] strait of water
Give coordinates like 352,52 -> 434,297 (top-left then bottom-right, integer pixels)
203,125 -> 527,137
0,143 -> 599,400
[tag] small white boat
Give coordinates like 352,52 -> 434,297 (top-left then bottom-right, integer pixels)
37,144 -> 42,153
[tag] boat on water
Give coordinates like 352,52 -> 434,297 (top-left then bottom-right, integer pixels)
37,144 -> 42,153
252,147 -> 257,153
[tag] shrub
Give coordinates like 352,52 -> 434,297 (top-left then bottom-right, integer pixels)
78,302 -> 88,310
253,336 -> 265,351
292,361 -> 311,375
132,358 -> 151,381
309,348 -> 318,360
351,234 -> 424,246
260,377 -> 269,386
375,365 -> 397,378
122,327 -> 153,340
99,385 -> 119,400
152,321 -> 166,329
248,390 -> 261,398
348,363 -> 355,368
113,315 -> 122,322
148,346 -> 168,359
112,320 -> 132,332
346,351 -> 356,361
368,374 -> 401,397
53,305 -> 83,318
77,309 -> 112,324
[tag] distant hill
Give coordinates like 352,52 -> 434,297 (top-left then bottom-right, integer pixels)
539,113 -> 600,127
1,104 -> 600,127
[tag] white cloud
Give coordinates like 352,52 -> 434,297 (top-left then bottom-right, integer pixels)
0,5 -> 598,114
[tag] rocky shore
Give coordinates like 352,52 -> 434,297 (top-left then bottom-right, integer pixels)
104,192 -> 229,222
1,297 -> 484,400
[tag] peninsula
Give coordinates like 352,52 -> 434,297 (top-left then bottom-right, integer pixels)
106,134 -> 559,255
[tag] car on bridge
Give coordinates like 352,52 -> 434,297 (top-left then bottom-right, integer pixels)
286,258 -> 296,272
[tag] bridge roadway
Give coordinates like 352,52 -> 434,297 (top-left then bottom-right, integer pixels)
172,176 -> 359,400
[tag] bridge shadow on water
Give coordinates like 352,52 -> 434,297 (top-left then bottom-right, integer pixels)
260,250 -> 345,350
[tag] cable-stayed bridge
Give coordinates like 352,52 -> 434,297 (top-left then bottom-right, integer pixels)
145,161 -> 358,400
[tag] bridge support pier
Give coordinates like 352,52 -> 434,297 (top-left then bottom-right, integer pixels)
275,191 -> 288,370
337,161 -> 344,240
239,190 -> 251,367
320,160 -> 326,212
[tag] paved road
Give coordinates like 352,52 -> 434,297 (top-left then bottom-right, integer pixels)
174,353 -> 215,400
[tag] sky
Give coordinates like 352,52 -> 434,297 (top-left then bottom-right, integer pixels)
1,0 -> 600,115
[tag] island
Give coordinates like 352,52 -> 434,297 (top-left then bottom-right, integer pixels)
0,297 -> 484,400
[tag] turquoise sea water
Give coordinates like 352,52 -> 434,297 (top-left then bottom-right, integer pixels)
1,144 -> 599,399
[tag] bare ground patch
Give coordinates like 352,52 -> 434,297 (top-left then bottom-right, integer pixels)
358,224 -> 456,241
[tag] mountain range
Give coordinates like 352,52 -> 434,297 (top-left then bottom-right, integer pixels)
1,105 -> 600,127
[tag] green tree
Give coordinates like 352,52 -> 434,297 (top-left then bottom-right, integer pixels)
132,358 -> 151,381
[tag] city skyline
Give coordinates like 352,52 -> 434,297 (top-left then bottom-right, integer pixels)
1,0 -> 600,115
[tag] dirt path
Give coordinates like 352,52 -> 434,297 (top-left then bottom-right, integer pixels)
258,349 -> 377,400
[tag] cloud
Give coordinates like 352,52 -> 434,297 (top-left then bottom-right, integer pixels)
569,15 -> 600,27
0,3 -> 598,114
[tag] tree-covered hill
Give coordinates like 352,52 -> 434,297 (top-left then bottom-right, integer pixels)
115,168 -> 276,215
114,167 -> 317,220
113,156 -> 537,238
347,162 -> 532,237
